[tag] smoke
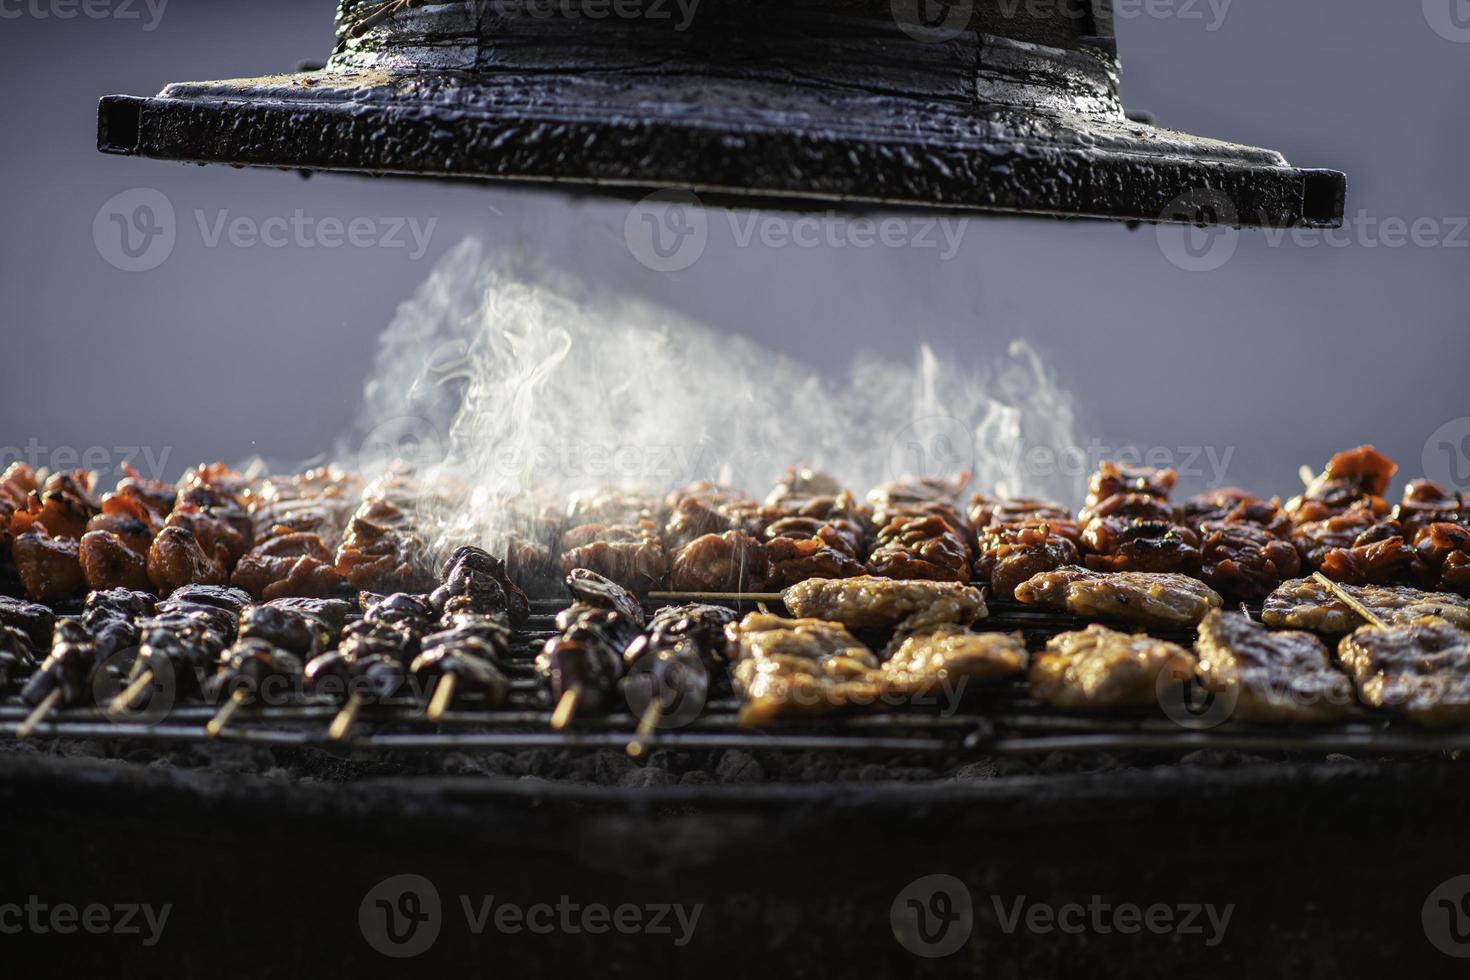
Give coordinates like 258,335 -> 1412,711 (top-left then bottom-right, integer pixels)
350,237 -> 1083,553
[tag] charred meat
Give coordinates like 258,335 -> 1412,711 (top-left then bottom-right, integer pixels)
1015,566 -> 1222,628
1193,611 -> 1354,723
1029,623 -> 1195,712
1261,578 -> 1470,634
782,575 -> 987,634
1338,618 -> 1470,727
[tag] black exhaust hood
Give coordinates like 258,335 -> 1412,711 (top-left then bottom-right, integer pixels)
97,0 -> 1345,227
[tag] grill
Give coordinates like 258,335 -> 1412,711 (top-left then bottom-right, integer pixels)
13,598 -> 1470,759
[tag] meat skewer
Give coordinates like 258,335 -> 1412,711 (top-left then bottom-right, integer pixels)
1338,616 -> 1470,727
1262,576 -> 1470,634
969,494 -> 1081,601
16,619 -> 97,739
1194,609 -> 1355,723
536,570 -> 643,729
1029,624 -> 1195,712
1078,462 -> 1201,577
621,603 -> 737,755
865,474 -> 973,583
1014,566 -> 1223,629
558,489 -> 669,593
727,612 -> 881,727
782,576 -> 987,634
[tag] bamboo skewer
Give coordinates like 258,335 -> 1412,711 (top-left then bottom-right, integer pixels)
550,684 -> 583,731
329,694 -> 366,741
1311,572 -> 1389,629
626,699 -> 663,759
109,669 -> 155,715
647,591 -> 784,603
427,674 -> 457,724
16,689 -> 62,741
206,690 -> 249,738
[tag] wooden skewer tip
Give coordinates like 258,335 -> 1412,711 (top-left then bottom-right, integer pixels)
1311,572 -> 1389,630
16,688 -> 62,741
427,673 -> 458,723
109,669 -> 155,715
550,684 -> 582,731
205,689 -> 248,738
329,694 -> 365,742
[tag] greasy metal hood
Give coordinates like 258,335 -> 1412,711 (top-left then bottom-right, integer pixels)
97,0 -> 1345,227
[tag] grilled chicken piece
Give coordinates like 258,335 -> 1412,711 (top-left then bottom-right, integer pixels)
13,524 -> 86,602
668,530 -> 769,593
0,595 -> 55,649
1083,461 -> 1177,512
559,519 -> 667,592
762,490 -> 869,589
1193,611 -> 1354,723
1079,491 -> 1181,527
1029,624 -> 1195,711
147,525 -> 227,596
975,521 -> 1081,601
663,483 -> 768,553
79,529 -> 152,592
765,467 -> 843,510
728,613 -> 881,726
1338,618 -> 1470,727
867,514 -> 971,583
1286,445 -> 1396,524
1394,480 -> 1467,537
232,532 -> 345,600
782,575 -> 987,634
968,494 -> 1074,530
1082,516 -> 1201,576
881,627 -> 1026,697
9,471 -> 100,542
1014,566 -> 1222,628
867,473 -> 971,531
1198,521 -> 1301,601
1416,523 -> 1470,594
1261,578 -> 1470,634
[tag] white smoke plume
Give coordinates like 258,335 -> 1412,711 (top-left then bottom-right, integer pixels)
350,238 -> 1084,555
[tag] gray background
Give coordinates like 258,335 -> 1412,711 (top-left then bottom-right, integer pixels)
2,0 -> 1467,502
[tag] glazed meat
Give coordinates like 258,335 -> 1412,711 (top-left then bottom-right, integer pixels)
1317,528 -> 1422,586
880,627 -> 1026,698
1338,618 -> 1470,727
663,482 -> 768,553
147,525 -> 227,596
1286,445 -> 1396,524
9,470 -> 100,542
1194,611 -> 1354,723
728,613 -> 882,726
783,575 -> 987,634
232,532 -> 345,600
1416,522 -> 1470,594
1082,517 -> 1201,575
1198,521 -> 1301,600
1184,490 -> 1291,537
1029,624 -> 1196,711
867,473 -> 971,531
79,528 -> 152,593
1014,566 -> 1222,628
560,519 -> 668,592
79,477 -> 169,592
765,467 -> 843,510
867,514 -> 971,583
1079,492 -> 1181,526
975,521 -> 1082,600
1394,480 -> 1467,536
12,525 -> 86,602
968,494 -> 1074,530
667,530 -> 769,593
762,490 -> 869,589
334,472 -> 437,594
1084,461 -> 1177,512
1261,578 -> 1470,634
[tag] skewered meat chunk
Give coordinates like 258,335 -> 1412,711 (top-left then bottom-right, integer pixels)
13,524 -> 86,602
238,604 -> 333,659
1029,624 -> 1195,711
0,595 -> 55,650
0,626 -> 37,692
230,467 -> 361,600
269,597 -> 353,634
567,568 -> 646,627
1082,517 -> 1201,575
431,546 -> 529,627
867,473 -> 971,531
1261,578 -> 1470,634
728,613 -> 881,726
968,494 -> 1074,530
1317,527 -> 1423,586
1015,566 -> 1222,628
867,514 -> 970,583
765,467 -> 843,509
1198,521 -> 1301,601
1193,611 -> 1354,723
974,521 -> 1081,600
559,519 -> 667,592
663,482 -> 768,553
82,588 -> 155,662
1286,445 -> 1396,524
9,471 -> 100,542
783,575 -> 987,634
880,627 -> 1026,698
1338,618 -> 1470,727
1394,480 -> 1467,536
628,603 -> 739,696
567,488 -> 664,527
762,490 -> 869,589
336,502 -> 436,593
1079,492 -> 1181,526
147,525 -> 227,595
231,532 -> 346,600
207,638 -> 305,705
669,530 -> 769,592
1416,523 -> 1470,594
411,619 -> 512,710
135,610 -> 234,701
537,571 -> 644,719
20,619 -> 97,711
1084,461 -> 1177,512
